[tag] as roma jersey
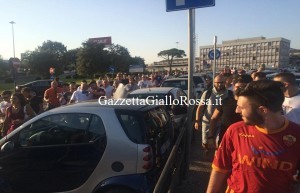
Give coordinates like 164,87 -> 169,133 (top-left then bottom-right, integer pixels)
212,120 -> 300,193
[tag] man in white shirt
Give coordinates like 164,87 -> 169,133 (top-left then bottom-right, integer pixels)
102,79 -> 114,99
69,80 -> 93,103
137,75 -> 151,88
0,91 -> 12,116
274,72 -> 300,125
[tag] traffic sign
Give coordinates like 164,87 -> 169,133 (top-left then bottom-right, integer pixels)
108,66 -> 115,73
166,0 -> 215,12
208,49 -> 221,60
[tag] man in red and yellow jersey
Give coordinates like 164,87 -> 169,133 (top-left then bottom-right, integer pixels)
206,80 -> 300,193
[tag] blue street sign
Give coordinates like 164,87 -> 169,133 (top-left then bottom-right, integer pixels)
208,49 -> 221,60
166,0 -> 215,12
108,66 -> 115,73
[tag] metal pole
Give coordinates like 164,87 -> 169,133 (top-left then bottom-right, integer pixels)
183,8 -> 195,180
213,35 -> 217,78
9,21 -> 16,92
9,21 -> 16,58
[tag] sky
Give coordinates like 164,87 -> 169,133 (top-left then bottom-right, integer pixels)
1,0 -> 300,65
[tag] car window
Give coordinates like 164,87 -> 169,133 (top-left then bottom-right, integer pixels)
176,89 -> 187,100
18,113 -> 106,146
31,81 -> 49,87
117,112 -> 144,143
143,107 -> 169,137
193,76 -> 204,84
162,80 -> 188,90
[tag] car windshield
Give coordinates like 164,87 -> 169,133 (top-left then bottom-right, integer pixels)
162,80 -> 188,90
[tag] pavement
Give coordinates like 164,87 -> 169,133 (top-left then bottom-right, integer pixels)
173,129 -> 215,193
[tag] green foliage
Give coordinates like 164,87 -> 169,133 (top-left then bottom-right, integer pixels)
76,43 -> 134,76
158,48 -> 186,73
0,56 -> 9,78
11,40 -> 144,78
76,41 -> 109,77
27,51 -> 58,78
107,44 -> 132,73
130,56 -> 145,65
38,40 -> 67,60
25,41 -> 67,78
62,49 -> 78,70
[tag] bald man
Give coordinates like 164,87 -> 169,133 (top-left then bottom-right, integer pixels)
195,75 -> 232,151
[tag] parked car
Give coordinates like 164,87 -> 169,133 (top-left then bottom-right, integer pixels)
127,87 -> 187,132
15,79 -> 64,97
0,99 -> 174,193
179,72 -> 213,91
161,78 -> 202,98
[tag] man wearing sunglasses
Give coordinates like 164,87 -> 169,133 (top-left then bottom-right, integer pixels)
207,80 -> 300,193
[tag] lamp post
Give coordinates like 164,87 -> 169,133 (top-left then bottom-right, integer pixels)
9,21 -> 17,92
9,21 -> 16,58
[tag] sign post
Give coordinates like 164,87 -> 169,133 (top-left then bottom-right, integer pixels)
165,0 -> 216,186
9,58 -> 21,92
166,0 -> 215,11
213,36 -> 217,78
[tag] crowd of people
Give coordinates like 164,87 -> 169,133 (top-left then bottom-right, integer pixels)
0,67 -> 300,192
0,71 -> 169,137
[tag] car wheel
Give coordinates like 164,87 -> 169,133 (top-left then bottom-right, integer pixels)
103,188 -> 135,193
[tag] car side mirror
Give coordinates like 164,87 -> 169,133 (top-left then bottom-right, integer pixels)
1,141 -> 15,152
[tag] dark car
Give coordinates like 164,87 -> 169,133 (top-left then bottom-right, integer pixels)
15,79 -> 64,97
127,87 -> 187,132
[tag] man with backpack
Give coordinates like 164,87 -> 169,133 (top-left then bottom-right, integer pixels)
194,74 -> 231,151
207,74 -> 253,148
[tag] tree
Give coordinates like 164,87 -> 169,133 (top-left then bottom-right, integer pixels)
158,48 -> 186,73
76,41 -> 109,77
28,51 -> 58,78
0,55 -> 9,78
107,44 -> 132,73
130,56 -> 145,65
38,40 -> 67,61
25,41 -> 67,77
63,49 -> 79,71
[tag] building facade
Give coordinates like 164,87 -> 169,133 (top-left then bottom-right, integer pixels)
289,49 -> 300,68
146,37 -> 291,73
200,37 -> 290,71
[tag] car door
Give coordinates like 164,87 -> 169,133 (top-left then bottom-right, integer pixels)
0,113 -> 106,193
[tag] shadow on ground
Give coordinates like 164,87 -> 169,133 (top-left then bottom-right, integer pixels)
173,130 -> 214,193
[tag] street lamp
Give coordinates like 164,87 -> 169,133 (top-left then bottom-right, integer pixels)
9,21 -> 16,58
